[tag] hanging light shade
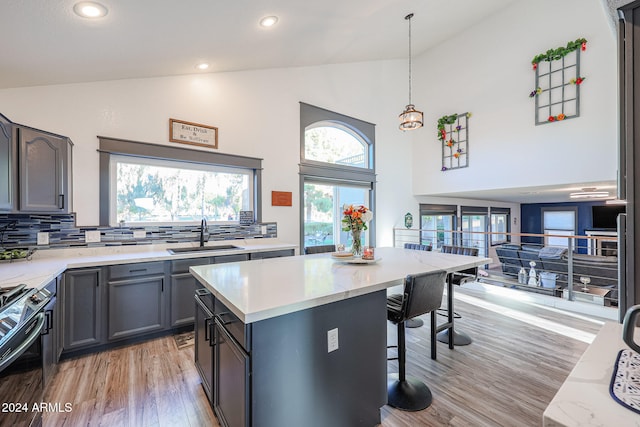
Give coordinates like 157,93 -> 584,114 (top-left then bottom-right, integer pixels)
399,13 -> 423,131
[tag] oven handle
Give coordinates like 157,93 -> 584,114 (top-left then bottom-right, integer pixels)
0,313 -> 45,374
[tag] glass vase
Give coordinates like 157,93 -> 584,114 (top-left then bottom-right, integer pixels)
351,229 -> 363,256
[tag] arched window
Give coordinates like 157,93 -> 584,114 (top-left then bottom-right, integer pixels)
304,122 -> 369,168
299,103 -> 376,252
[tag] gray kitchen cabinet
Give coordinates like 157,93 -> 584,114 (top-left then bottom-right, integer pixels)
0,113 -> 15,211
195,289 -> 215,405
42,277 -> 62,387
42,294 -> 57,389
107,262 -> 166,340
170,258 -> 210,328
214,316 -> 250,427
62,268 -> 104,350
170,254 -> 249,328
248,249 -> 294,260
18,126 -> 72,212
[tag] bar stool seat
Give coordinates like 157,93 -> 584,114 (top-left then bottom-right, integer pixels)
387,270 -> 447,411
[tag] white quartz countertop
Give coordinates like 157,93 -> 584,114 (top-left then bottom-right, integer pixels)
0,239 -> 297,291
190,246 -> 491,324
543,321 -> 640,426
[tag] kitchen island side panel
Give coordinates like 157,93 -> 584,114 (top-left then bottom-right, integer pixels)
251,289 -> 387,427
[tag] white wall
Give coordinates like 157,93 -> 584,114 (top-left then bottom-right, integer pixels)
0,60 -> 417,246
410,0 -> 617,197
0,0 -> 619,248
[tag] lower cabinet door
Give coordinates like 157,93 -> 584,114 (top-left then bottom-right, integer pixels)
214,318 -> 250,427
42,295 -> 57,389
170,273 -> 203,328
195,295 -> 214,404
107,276 -> 165,340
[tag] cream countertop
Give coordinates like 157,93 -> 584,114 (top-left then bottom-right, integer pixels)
190,246 -> 491,324
543,321 -> 640,426
0,239 -> 297,290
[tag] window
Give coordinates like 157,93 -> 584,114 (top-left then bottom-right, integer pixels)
304,123 -> 368,168
303,181 -> 370,248
419,204 -> 457,250
98,137 -> 261,226
299,103 -> 375,251
461,206 -> 488,257
490,207 -> 510,245
543,208 -> 576,248
111,155 -> 253,224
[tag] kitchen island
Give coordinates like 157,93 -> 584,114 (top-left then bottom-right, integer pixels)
190,247 -> 491,427
543,321 -> 640,426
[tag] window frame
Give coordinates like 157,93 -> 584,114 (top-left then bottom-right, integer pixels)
98,136 -> 262,226
299,103 -> 376,251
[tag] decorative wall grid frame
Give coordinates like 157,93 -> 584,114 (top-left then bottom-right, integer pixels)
531,38 -> 587,125
439,112 -> 470,171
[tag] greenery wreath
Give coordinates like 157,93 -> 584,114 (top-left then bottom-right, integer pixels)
531,38 -> 587,69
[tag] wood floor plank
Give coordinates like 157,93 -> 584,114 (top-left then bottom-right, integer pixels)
42,284 -> 603,427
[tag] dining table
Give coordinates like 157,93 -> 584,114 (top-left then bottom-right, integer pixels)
190,246 -> 491,427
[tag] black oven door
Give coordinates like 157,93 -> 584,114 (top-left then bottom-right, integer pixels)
0,312 -> 46,427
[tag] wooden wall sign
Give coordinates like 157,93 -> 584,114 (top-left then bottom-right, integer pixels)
271,191 -> 292,206
169,118 -> 218,149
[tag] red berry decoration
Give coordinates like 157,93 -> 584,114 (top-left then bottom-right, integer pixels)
532,63 -> 538,70
581,41 -> 587,51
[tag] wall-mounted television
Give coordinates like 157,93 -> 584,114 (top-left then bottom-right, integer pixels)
592,205 -> 625,229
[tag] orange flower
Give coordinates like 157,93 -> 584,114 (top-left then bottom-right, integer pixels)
557,114 -> 566,121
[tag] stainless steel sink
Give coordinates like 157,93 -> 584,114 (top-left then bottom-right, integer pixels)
167,244 -> 241,254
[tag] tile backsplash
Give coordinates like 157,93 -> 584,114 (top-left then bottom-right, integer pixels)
0,213 -> 277,249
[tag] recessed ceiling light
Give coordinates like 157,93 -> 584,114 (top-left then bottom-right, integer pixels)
259,16 -> 278,27
195,63 -> 210,71
73,2 -> 108,18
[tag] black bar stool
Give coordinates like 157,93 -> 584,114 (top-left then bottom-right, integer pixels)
394,243 -> 433,328
438,245 -> 478,346
387,270 -> 447,411
303,244 -> 336,254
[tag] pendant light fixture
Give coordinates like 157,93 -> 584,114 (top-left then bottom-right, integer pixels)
399,13 -> 423,131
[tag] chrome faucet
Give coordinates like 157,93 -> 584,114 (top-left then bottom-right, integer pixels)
200,218 -> 208,247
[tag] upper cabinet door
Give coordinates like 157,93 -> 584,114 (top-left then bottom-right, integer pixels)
19,127 -> 69,212
0,115 -> 15,211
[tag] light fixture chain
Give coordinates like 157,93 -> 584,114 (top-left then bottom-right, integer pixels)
408,13 -> 412,105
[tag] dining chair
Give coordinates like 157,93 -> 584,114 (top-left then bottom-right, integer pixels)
387,270 -> 447,411
303,244 -> 336,254
438,245 -> 479,346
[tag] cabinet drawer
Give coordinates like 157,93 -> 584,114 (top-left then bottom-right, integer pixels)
214,298 -> 250,351
108,261 -> 165,280
170,257 -> 210,274
212,254 -> 249,264
249,249 -> 294,260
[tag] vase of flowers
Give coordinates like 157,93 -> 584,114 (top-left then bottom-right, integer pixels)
342,204 -> 373,256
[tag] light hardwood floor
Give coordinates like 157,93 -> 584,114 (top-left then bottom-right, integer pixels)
43,285 -> 606,427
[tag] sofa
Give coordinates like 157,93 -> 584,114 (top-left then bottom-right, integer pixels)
494,243 -> 618,302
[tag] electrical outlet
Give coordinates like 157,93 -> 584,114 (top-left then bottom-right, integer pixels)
37,232 -> 49,245
261,225 -> 267,234
85,230 -> 101,243
133,230 -> 146,239
327,328 -> 339,353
